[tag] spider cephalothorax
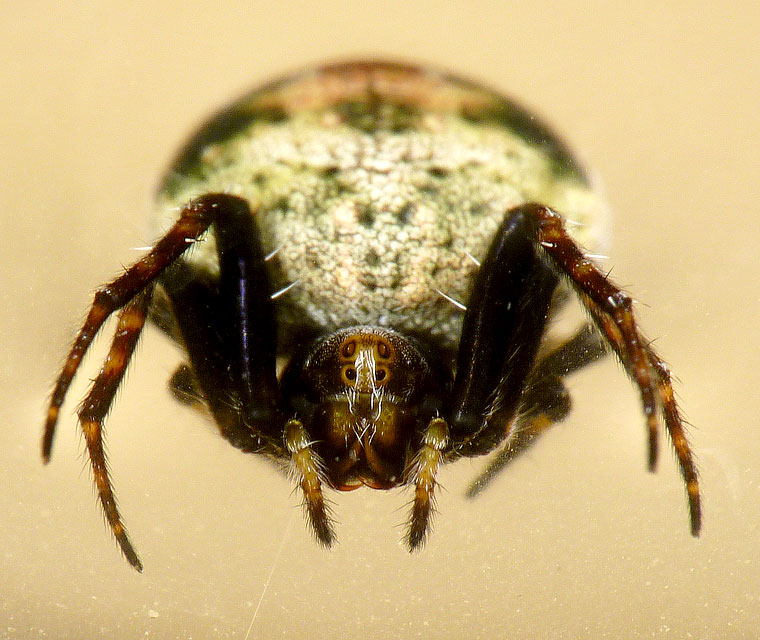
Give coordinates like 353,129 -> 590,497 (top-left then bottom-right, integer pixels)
282,327 -> 446,491
43,61 -> 700,571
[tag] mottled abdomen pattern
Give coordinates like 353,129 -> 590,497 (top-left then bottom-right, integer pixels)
154,63 -> 607,349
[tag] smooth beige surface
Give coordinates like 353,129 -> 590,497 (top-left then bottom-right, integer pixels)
2,3 -> 758,638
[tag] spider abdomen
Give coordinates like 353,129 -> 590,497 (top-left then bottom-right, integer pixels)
152,62 -> 607,349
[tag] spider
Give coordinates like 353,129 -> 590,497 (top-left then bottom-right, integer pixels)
43,61 -> 701,571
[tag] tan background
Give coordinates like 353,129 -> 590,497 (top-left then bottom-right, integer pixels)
2,2 -> 759,638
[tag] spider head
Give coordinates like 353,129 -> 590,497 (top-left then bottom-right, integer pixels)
283,326 -> 445,490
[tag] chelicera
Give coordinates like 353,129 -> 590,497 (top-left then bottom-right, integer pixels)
43,61 -> 701,571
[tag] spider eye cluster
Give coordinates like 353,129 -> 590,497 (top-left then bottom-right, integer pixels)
337,334 -> 394,389
299,326 -> 426,400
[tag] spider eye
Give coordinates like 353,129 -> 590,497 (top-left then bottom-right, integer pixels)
342,365 -> 357,384
341,340 -> 356,358
376,340 -> 391,359
375,368 -> 387,381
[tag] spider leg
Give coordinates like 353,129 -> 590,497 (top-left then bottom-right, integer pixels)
578,294 -> 657,463
162,275 -> 276,452
581,295 -> 702,535
43,194 -> 277,569
405,417 -> 449,550
466,324 -> 606,498
159,193 -> 284,453
159,196 -> 335,542
526,203 -> 701,536
213,194 -> 280,429
76,287 -> 152,571
42,194 -> 226,461
167,363 -> 204,408
285,419 -> 335,546
447,208 -> 559,455
531,322 -> 608,380
644,343 -> 702,536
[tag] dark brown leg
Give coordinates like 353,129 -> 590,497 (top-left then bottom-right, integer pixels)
582,295 -> 701,535
529,203 -> 701,536
42,194 -> 256,570
168,363 -> 204,408
465,324 -> 606,498
157,193 -> 285,453
645,344 -> 702,536
76,288 -> 152,571
162,274 -> 285,455
42,195 -> 227,461
447,209 -> 559,455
